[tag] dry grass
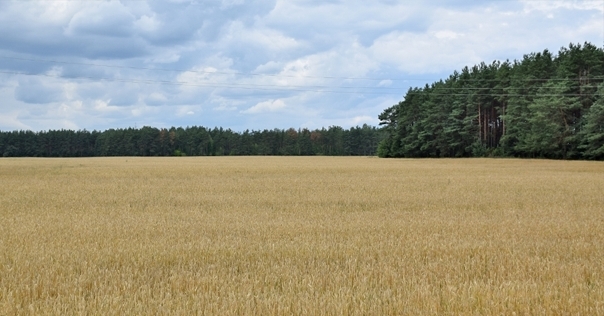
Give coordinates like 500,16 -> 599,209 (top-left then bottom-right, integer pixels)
0,157 -> 603,315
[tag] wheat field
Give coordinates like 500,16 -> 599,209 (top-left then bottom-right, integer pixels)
0,157 -> 603,315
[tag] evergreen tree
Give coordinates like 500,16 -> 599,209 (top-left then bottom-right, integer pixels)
580,83 -> 604,159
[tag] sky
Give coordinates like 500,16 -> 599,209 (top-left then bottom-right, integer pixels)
0,0 -> 602,132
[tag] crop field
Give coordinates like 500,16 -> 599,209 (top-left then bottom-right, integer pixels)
1,157 -> 603,315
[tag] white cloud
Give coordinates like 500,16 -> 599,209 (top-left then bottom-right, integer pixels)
134,14 -> 161,33
221,0 -> 245,10
94,100 -> 119,112
369,3 -> 603,74
147,53 -> 181,64
0,113 -> 31,131
370,30 -> 482,74
0,0 -> 602,131
434,30 -> 462,40
242,99 -> 286,114
378,80 -> 392,87
173,105 -> 198,117
65,2 -> 136,37
145,92 -> 168,106
521,0 -> 604,13
351,115 -> 375,125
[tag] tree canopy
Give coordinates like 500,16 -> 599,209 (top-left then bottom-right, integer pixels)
0,125 -> 384,157
378,42 -> 604,160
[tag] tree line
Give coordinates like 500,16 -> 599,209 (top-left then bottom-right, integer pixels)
378,42 -> 604,160
0,125 -> 384,157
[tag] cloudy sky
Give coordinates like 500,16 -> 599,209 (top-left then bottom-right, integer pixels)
0,0 -> 602,132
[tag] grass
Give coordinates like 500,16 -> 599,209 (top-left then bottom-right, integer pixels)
0,157 -> 603,315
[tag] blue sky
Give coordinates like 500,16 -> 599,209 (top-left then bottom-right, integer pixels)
0,0 -> 602,132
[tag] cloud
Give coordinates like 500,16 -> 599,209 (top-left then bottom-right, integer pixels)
378,80 -> 392,87
0,112 -> 31,131
134,14 -> 161,34
14,78 -> 64,104
347,115 -> 376,126
242,99 -> 286,114
369,3 -> 603,74
521,0 -> 604,12
0,0 -> 602,131
0,1 -> 151,59
65,2 -> 136,37
145,92 -> 168,106
221,0 -> 246,10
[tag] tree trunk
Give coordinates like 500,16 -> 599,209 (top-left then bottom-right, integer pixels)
478,104 -> 482,143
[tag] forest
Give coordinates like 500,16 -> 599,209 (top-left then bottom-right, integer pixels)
0,125 -> 383,157
378,42 -> 604,160
2,43 -> 603,160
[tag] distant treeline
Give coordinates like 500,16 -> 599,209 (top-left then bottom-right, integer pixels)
379,42 -> 604,160
0,125 -> 384,157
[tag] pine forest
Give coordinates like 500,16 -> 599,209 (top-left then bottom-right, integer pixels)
378,42 -> 604,160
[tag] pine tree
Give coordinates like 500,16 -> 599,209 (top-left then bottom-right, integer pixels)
580,83 -> 604,159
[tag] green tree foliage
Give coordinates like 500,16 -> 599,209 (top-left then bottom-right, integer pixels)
580,83 -> 604,159
518,81 -> 581,158
0,125 -> 385,157
379,42 -> 604,160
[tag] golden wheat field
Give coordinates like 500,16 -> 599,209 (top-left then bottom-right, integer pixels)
1,157 -> 603,315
